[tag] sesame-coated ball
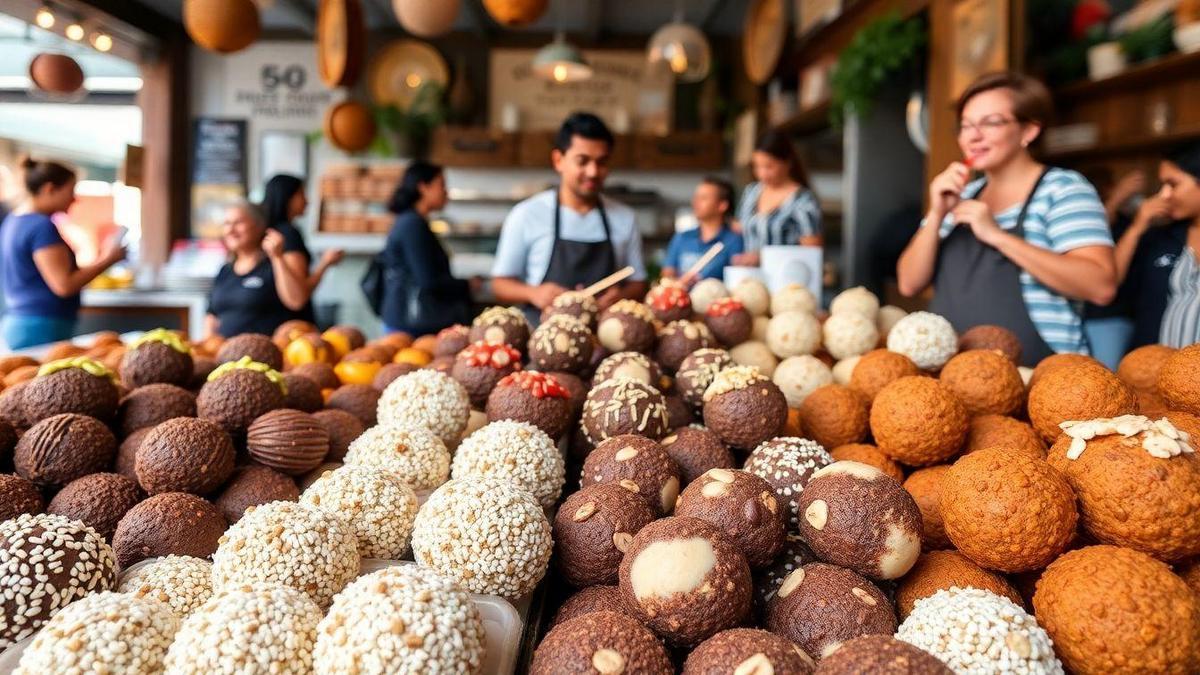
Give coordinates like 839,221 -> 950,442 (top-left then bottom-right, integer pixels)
451,420 -> 565,508
743,437 -> 833,529
377,370 -> 470,444
766,311 -> 822,358
770,284 -> 817,316
412,478 -> 552,599
871,376 -> 968,466
212,501 -> 359,608
823,312 -> 879,361
302,465 -> 418,559
343,424 -> 450,492
773,355 -> 833,408
117,555 -> 213,618
886,312 -> 958,371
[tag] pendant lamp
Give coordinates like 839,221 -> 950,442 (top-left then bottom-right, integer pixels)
532,33 -> 592,83
647,6 -> 711,83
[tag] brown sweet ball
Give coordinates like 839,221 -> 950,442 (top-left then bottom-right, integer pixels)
23,358 -> 121,422
486,371 -> 573,440
871,376 -> 968,466
136,416 -> 236,496
676,348 -> 733,409
705,298 -> 753,348
800,384 -> 869,450
963,414 -> 1046,459
470,305 -> 531,354
189,355 -> 217,390
531,611 -> 673,675
939,349 -> 1025,417
112,492 -> 227,567
597,300 -> 659,354
542,290 -> 601,330
765,562 -> 897,660
743,437 -> 833,529
115,427 -> 149,483
1034,545 -> 1200,675
0,473 -> 44,520
15,413 -> 116,487
1028,352 -> 1100,388
290,361 -> 340,391
119,332 -> 193,389
661,393 -> 692,429
1047,417 -> 1200,562
815,635 -> 952,675
831,443 -> 904,482
324,383 -> 378,427
196,359 -> 286,435
280,372 -> 323,412
553,481 -> 657,587
753,532 -> 819,613
582,434 -> 682,516
47,472 -> 142,539
245,408 -> 330,476
0,380 -> 29,428
660,426 -> 734,485
1116,344 -> 1174,414
683,628 -> 815,675
528,314 -> 594,375
214,464 -> 299,524
424,354 -> 455,375
848,349 -> 921,405
311,409 -> 364,462
433,324 -> 470,357
1179,558 -> 1200,596
618,516 -> 752,647
702,366 -> 788,451
581,377 -> 671,445
902,465 -> 952,550
646,281 -> 693,324
371,362 -> 418,392
117,383 -> 197,437
799,461 -> 923,579
940,447 -> 1077,572
1028,363 -> 1137,443
593,351 -> 664,388
551,585 -> 636,627
1158,343 -> 1200,415
450,341 -> 522,409
272,319 -> 318,350
216,333 -> 283,371
0,355 -> 38,375
957,324 -> 1022,364
895,550 -> 1023,620
654,321 -> 714,373
675,468 -> 786,569
547,370 -> 587,419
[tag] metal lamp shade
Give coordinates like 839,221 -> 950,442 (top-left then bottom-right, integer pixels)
532,40 -> 592,83
647,22 -> 711,83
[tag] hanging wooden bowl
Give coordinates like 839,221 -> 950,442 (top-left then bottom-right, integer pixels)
184,0 -> 261,54
393,0 -> 461,37
317,0 -> 365,88
368,39 -> 450,109
29,53 -> 84,94
482,0 -> 549,26
324,100 -> 377,153
743,0 -> 787,84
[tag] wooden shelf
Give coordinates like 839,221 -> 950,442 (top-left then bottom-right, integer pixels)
776,102 -> 833,136
1056,50 -> 1200,102
1041,125 -> 1200,162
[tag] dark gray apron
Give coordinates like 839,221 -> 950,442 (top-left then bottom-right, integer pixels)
930,167 -> 1057,367
521,190 -> 618,326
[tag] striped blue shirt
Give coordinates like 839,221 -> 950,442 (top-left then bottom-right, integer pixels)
937,168 -> 1113,355
1161,247 -> 1200,348
736,184 -> 822,252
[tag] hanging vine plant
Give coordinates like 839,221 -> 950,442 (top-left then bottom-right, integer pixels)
829,12 -> 927,128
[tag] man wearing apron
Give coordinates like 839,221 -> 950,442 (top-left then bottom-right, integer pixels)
492,113 -> 648,325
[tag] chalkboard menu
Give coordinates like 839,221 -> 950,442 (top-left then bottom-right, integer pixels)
191,118 -> 248,239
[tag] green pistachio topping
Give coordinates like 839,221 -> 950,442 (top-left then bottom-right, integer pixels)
131,328 -> 191,355
206,356 -> 287,394
37,356 -> 118,384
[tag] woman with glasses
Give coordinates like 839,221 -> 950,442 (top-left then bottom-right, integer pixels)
897,71 -> 1117,366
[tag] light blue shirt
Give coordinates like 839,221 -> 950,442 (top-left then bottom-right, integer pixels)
491,189 -> 647,285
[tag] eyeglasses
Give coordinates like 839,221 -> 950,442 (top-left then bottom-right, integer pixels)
957,115 -> 1017,136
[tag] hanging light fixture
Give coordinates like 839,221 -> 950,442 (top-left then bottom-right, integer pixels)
647,1 -> 711,82
34,5 -> 55,29
533,32 -> 592,83
64,20 -> 84,41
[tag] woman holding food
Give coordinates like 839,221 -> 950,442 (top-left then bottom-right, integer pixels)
731,131 -> 823,266
896,71 -> 1117,366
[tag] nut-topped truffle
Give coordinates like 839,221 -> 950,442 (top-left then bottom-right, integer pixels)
532,611 -> 673,675
597,300 -> 659,354
655,320 -> 716,373
765,562 -> 896,660
452,420 -> 565,508
743,437 -> 833,529
815,635 -> 952,675
702,365 -> 788,451
246,408 -> 330,476
23,357 -> 120,422
542,290 -> 601,330
553,481 -> 657,587
581,377 -> 671,444
343,424 -> 450,492
15,412 -> 116,487
675,468 -> 786,569
660,425 -> 735,485
470,305 -> 531,353
646,281 -> 694,323
528,314 -> 595,374
136,416 -> 236,495
582,434 -> 682,515
112,492 -> 227,567
683,628 -> 815,675
486,370 -> 573,440
302,464 -> 418,559
676,348 -> 734,409
377,369 -> 470,445
119,328 -> 193,389
450,341 -> 522,409
593,350 -> 664,388
196,357 -> 286,435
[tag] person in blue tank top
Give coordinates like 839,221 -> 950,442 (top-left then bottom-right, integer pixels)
0,157 -> 126,349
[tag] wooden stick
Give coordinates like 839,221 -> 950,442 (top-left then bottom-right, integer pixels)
582,266 -> 635,296
683,242 -> 725,279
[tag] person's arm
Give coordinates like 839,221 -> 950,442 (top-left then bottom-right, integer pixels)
490,203 -> 565,308
203,313 -> 220,340
897,162 -> 970,297
1104,171 -> 1145,223
32,239 -> 125,298
1114,197 -> 1170,283
263,230 -> 311,311
660,233 -> 681,279
793,191 -> 824,247
281,249 -> 343,294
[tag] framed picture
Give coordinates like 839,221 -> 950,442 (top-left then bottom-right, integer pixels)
951,0 -> 1009,99
260,131 -> 309,181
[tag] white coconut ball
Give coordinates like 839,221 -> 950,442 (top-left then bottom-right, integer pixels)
886,311 -> 959,371
450,420 -> 565,508
729,341 -> 779,378
832,355 -> 862,385
342,424 -> 450,491
822,312 -> 880,361
830,286 -> 880,319
751,315 -> 770,342
877,305 -> 908,339
302,465 -> 419,559
766,311 -> 822,358
773,356 -> 834,408
376,369 -> 470,445
690,278 -> 731,314
732,278 -> 771,317
771,283 -> 818,316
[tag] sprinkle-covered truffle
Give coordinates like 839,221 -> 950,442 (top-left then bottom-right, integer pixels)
529,314 -> 595,374
302,465 -> 418,559
117,554 -> 213,618
743,437 -> 833,529
343,424 -> 450,491
593,351 -> 664,388
470,305 -> 531,352
451,420 -> 565,508
581,377 -> 670,445
543,290 -> 600,330
676,348 -> 734,409
377,369 -> 470,444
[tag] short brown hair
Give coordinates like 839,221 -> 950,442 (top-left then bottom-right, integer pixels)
701,176 -> 735,211
955,71 -> 1054,128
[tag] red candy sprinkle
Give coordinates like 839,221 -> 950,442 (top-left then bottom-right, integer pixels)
706,297 -> 745,317
499,371 -> 569,399
458,341 -> 522,370
649,285 -> 691,311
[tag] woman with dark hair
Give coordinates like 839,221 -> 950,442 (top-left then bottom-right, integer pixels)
1112,142 -> 1200,348
379,161 -> 474,335
1,156 -> 125,348
260,174 -> 343,322
732,130 -> 823,266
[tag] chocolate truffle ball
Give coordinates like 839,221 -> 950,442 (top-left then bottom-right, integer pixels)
15,413 -> 116,487
815,635 -> 952,675
593,351 -> 664,388
470,305 -> 531,353
433,323 -> 471,357
743,437 -> 833,529
0,513 -> 117,650
324,383 -> 379,427
370,362 -> 418,392
280,372 -> 323,412
549,370 -> 588,419
47,472 -> 142,539
531,611 -> 673,675
450,341 -> 522,409
302,465 -> 418,559
754,533 -> 819,612
529,314 -> 595,374
660,426 -> 735,485
305,409 -> 360,463
215,464 -> 299,524
684,628 -> 815,675
765,562 -> 897,660
583,434 -> 682,515
0,380 -> 29,428
702,366 -> 788,451
552,585 -> 634,627
619,516 -> 752,647
243,408 -> 330,478
597,300 -> 659,354
705,298 -> 754,348
216,333 -> 283,370
196,359 -> 286,435
553,481 -> 657,587
377,369 -> 470,445
676,468 -> 786,569
0,473 -> 43,521
117,383 -> 197,437
798,461 -> 923,579
136,416 -> 235,496
646,281 -> 693,324
664,393 -> 695,429
582,377 -> 671,444
677,348 -> 733,409
115,427 -> 149,483
344,424 -> 450,491
120,332 -> 194,390
290,361 -> 340,391
542,290 -> 601,330
485,370 -> 573,440
189,356 -> 217,390
654,321 -> 715,373
958,324 -> 1022,364
23,359 -> 120,422
112,492 -> 227,567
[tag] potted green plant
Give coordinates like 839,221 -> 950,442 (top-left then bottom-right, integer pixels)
829,12 -> 926,128
371,82 -> 447,159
